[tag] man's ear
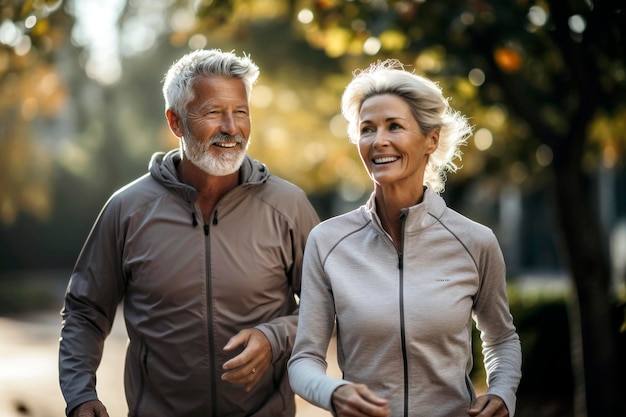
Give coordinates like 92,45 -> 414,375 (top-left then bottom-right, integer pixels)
165,109 -> 183,137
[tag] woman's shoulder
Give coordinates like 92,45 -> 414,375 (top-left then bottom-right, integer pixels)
309,206 -> 370,241
439,206 -> 500,251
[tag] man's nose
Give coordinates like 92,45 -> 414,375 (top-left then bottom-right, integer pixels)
220,113 -> 237,135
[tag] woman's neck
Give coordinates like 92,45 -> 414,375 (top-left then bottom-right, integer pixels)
374,184 -> 425,246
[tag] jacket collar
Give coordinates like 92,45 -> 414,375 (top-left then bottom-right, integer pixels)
149,149 -> 270,203
364,186 -> 447,234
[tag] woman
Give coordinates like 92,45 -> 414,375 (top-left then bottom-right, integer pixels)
288,60 -> 522,417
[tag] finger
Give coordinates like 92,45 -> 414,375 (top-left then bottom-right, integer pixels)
223,329 -> 270,371
222,362 -> 266,391
467,395 -> 506,417
243,366 -> 261,392
466,397 -> 487,416
333,385 -> 390,417
223,329 -> 250,352
359,387 -> 389,407
221,361 -> 264,382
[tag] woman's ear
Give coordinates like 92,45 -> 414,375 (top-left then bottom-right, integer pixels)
165,109 -> 183,137
427,129 -> 440,154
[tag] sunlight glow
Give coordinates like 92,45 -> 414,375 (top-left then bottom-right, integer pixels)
468,68 -> 485,87
68,0 -> 170,84
474,128 -> 493,151
485,106 -> 506,128
297,8 -> 314,24
329,114 -> 348,139
188,34 -> 208,49
528,6 -> 548,27
24,16 -> 37,29
251,85 -> 274,109
0,20 -> 20,46
68,0 -> 126,84
536,144 -> 553,167
304,142 -> 327,164
363,37 -> 381,55
275,90 -> 300,112
568,15 -> 586,34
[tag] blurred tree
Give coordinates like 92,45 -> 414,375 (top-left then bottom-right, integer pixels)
191,1 -> 626,416
0,0 -> 70,225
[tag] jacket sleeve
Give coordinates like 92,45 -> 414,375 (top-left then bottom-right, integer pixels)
287,227 -> 348,412
472,231 -> 522,416
256,192 -> 320,362
58,196 -> 127,415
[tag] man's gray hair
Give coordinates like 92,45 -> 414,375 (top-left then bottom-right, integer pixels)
162,49 -> 260,118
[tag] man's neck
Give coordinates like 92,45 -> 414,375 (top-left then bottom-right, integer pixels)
177,159 -> 239,222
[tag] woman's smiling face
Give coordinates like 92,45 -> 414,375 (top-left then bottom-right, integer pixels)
357,93 -> 438,189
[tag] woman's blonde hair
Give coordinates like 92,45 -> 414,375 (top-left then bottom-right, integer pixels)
341,59 -> 472,194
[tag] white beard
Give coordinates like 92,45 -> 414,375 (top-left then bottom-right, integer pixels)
181,126 -> 248,176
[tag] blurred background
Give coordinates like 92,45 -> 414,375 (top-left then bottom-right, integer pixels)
0,0 -> 625,416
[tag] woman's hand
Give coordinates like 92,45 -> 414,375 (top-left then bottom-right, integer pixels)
331,384 -> 390,417
466,394 -> 509,417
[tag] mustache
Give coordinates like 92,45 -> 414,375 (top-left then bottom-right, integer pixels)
209,134 -> 245,145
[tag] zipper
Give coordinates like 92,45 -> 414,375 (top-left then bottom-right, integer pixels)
203,218 -> 218,417
397,210 -> 409,417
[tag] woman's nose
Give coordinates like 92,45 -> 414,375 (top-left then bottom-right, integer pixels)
372,130 -> 390,148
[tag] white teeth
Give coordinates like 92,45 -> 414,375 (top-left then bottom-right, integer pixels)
373,156 -> 399,164
215,142 -> 237,148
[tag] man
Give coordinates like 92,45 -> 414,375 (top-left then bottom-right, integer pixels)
58,49 -> 320,417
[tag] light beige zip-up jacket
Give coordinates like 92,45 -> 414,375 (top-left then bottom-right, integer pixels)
59,149 -> 320,417
289,188 -> 521,417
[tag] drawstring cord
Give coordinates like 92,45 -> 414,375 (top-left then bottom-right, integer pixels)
191,210 -> 218,228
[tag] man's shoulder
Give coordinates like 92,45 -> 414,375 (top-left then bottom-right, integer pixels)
256,175 -> 312,211
263,174 -> 308,196
105,173 -> 165,213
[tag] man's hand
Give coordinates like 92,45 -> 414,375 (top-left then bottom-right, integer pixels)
331,384 -> 390,417
69,400 -> 109,417
466,394 -> 509,417
221,328 -> 272,392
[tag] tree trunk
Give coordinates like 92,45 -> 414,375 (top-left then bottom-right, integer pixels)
552,147 -> 624,417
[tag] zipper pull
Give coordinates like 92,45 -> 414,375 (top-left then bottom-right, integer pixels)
204,224 -> 209,236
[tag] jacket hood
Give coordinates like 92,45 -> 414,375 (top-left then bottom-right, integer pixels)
149,149 -> 270,203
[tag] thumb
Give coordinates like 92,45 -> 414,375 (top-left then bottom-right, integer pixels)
223,329 -> 249,351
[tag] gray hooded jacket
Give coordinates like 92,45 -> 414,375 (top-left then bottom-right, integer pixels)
59,149 -> 320,417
